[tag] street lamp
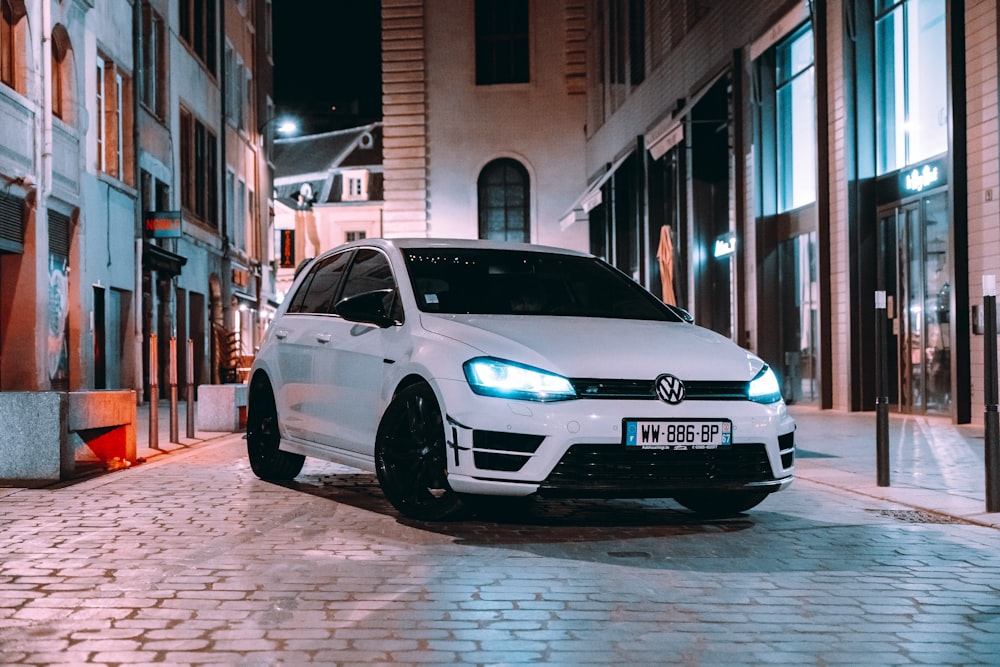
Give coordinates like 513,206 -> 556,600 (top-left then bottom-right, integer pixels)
257,115 -> 300,142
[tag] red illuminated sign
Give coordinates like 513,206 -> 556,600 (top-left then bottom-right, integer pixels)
144,211 -> 181,238
279,229 -> 295,268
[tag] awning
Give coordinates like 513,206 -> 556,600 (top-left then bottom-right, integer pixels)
559,151 -> 633,229
646,119 -> 684,161
142,242 -> 187,277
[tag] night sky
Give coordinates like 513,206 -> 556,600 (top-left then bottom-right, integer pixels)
272,1 -> 382,134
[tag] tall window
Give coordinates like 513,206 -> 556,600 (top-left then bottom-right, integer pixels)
875,0 -> 947,175
776,24 -> 815,211
225,45 -> 249,131
478,158 -> 530,242
96,53 -> 134,185
96,59 -> 105,168
141,1 -> 167,120
475,0 -> 529,85
225,168 -> 235,243
179,0 -> 217,75
51,24 -> 73,123
264,0 -> 273,59
236,178 -> 246,251
180,107 -> 219,228
607,0 -> 645,86
225,45 -> 234,121
2,0 -> 27,92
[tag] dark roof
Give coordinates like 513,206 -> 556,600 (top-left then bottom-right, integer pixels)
272,123 -> 382,179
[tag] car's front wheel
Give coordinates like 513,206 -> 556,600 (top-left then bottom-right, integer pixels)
672,490 -> 771,517
246,374 -> 305,480
375,383 -> 464,521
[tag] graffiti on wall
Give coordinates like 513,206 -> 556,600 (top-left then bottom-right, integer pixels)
47,255 -> 69,385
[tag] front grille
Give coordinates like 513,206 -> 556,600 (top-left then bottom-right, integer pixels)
572,379 -> 655,399
683,381 -> 749,400
570,378 -> 749,400
539,443 -> 775,497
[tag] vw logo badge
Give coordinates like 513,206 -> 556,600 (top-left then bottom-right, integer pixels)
655,374 -> 686,404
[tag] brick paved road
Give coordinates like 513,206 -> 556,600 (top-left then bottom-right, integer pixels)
1,434 -> 999,666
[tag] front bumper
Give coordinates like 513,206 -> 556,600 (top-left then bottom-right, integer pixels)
434,378 -> 796,498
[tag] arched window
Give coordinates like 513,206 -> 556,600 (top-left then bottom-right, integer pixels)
51,24 -> 73,123
478,158 -> 529,242
1,0 -> 28,92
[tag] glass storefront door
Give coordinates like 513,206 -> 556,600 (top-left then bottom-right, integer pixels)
777,231 -> 819,404
878,191 -> 951,415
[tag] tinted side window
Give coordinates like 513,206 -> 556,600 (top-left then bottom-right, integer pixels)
340,248 -> 400,320
285,251 -> 352,314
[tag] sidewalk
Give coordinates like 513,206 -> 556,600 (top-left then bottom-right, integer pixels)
788,404 -> 1000,529
131,398 -> 235,462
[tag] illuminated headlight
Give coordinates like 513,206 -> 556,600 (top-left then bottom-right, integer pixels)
747,365 -> 782,404
463,357 -> 577,402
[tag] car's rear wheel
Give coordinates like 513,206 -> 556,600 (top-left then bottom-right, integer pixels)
246,374 -> 305,480
672,490 -> 771,517
375,383 -> 464,521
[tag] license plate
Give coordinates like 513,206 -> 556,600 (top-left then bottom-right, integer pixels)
624,419 -> 732,449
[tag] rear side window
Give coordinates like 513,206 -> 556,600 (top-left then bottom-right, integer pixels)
285,251 -> 353,314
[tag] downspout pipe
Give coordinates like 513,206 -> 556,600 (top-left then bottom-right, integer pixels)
41,1 -> 52,200
219,2 -> 232,382
133,0 -> 144,399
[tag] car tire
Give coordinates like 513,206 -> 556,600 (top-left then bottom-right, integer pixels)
672,490 -> 771,517
246,374 -> 305,480
375,383 -> 465,521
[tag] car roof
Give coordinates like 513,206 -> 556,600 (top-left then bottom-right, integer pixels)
319,237 -> 594,259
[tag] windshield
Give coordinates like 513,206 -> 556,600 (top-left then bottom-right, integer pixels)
402,248 -> 682,322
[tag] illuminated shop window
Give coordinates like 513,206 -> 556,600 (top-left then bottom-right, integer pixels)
875,0 -> 947,175
776,24 -> 816,212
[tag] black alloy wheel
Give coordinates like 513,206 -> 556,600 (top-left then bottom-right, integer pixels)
246,374 -> 305,480
375,383 -> 464,521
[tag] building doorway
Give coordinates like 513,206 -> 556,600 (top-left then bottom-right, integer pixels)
878,190 -> 951,415
689,75 -> 733,338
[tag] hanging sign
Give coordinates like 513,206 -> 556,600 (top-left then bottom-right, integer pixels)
279,229 -> 296,268
144,211 -> 182,238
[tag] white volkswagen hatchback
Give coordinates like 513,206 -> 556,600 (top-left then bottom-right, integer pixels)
247,238 -> 795,520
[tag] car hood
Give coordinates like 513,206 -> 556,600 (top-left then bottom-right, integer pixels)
419,313 -> 762,380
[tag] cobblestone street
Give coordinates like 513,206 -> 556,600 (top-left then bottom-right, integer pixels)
2,432 -> 999,666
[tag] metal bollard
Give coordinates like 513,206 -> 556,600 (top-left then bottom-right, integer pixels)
875,291 -> 890,487
186,339 -> 195,439
149,333 -> 159,450
984,276 -> 999,512
169,336 -> 179,443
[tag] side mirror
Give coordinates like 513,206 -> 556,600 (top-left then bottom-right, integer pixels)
334,289 -> 397,328
667,304 -> 695,323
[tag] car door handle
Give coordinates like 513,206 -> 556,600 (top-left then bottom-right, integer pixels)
315,333 -> 332,343
274,329 -> 288,340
